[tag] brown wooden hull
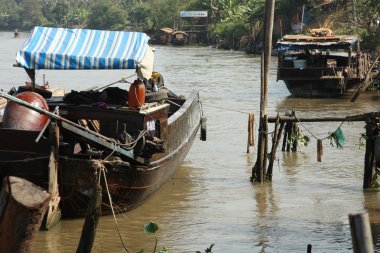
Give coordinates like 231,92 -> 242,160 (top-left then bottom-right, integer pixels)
0,90 -> 201,217
283,79 -> 360,98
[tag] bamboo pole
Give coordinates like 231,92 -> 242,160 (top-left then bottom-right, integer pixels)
262,115 -> 269,179
349,212 -> 374,253
282,123 -> 288,151
252,0 -> 275,182
267,115 -> 284,180
247,113 -> 255,153
267,112 -> 380,123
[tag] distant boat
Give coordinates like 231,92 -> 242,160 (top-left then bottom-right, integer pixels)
14,29 -> 20,38
150,27 -> 174,45
276,29 -> 378,98
171,31 -> 189,46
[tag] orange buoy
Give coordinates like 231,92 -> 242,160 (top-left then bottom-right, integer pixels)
2,91 -> 49,131
128,79 -> 145,110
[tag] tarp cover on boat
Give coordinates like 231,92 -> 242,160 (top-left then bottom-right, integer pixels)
277,35 -> 359,52
15,26 -> 154,78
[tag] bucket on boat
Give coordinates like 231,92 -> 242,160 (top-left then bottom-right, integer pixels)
293,59 -> 307,69
2,91 -> 49,131
128,79 -> 145,110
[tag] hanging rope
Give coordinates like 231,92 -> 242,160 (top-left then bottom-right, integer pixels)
96,161 -> 130,253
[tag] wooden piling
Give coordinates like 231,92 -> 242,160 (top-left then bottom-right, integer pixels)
267,114 -> 284,180
282,122 -> 288,151
262,115 -> 269,179
0,176 -> 50,253
317,139 -> 323,162
264,111 -> 380,188
252,0 -> 275,183
349,212 -> 374,253
291,123 -> 298,152
307,244 -> 312,253
247,113 -> 255,153
363,116 -> 379,188
76,182 -> 102,253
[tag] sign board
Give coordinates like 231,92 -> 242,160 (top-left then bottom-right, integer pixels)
180,11 -> 208,18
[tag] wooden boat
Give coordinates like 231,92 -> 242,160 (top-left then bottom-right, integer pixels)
171,31 -> 189,46
14,29 -> 20,38
150,27 -> 174,45
276,31 -> 377,98
0,27 -> 205,222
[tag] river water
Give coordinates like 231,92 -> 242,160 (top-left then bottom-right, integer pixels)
1,31 -> 380,252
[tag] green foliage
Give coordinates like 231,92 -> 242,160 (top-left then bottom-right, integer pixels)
196,243 -> 215,253
0,0 -> 378,51
214,20 -> 249,49
140,221 -> 214,253
308,0 -> 380,52
144,221 -> 159,234
87,0 -> 128,30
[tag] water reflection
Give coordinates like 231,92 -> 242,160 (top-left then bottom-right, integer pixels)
1,32 -> 380,252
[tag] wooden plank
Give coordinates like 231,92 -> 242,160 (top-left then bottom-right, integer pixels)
0,176 -> 50,253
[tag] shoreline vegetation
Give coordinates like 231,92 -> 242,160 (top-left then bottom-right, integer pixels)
0,0 -> 379,53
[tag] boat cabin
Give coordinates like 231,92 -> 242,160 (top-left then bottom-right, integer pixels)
276,34 -> 373,97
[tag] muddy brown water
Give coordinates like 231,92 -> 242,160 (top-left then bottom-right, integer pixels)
1,31 -> 380,252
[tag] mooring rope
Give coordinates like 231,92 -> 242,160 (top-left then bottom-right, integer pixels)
294,115 -> 346,141
202,102 -> 252,115
96,161 -> 130,253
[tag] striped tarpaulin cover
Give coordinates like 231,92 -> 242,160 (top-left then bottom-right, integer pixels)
15,26 -> 151,71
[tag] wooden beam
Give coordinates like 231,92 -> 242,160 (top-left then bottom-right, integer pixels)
268,112 -> 380,123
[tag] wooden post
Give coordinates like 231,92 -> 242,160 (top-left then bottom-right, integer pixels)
0,176 -> 50,253
42,121 -> 61,230
247,113 -> 255,153
363,116 -> 378,188
349,212 -> 374,253
252,0 -> 275,182
286,122 -> 292,152
267,114 -> 284,180
282,122 -> 288,151
307,244 -> 312,253
76,182 -> 102,253
262,115 -> 269,179
291,123 -> 298,152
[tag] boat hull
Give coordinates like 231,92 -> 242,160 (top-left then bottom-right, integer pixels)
0,91 -> 201,217
283,79 -> 360,98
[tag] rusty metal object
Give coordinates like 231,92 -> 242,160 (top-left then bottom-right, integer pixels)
2,92 -> 49,131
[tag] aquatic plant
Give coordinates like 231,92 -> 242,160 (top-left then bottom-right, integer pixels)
138,221 -> 215,253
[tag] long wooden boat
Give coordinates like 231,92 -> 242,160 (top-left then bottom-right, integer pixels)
0,27 -> 205,222
150,27 -> 174,45
276,31 -> 378,98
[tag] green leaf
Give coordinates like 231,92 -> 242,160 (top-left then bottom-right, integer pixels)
137,250 -> 144,253
144,221 -> 158,234
205,243 -> 215,253
159,247 -> 170,253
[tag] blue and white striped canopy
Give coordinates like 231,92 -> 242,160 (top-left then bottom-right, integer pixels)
15,26 -> 153,74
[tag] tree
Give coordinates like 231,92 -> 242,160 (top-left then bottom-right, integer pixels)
87,0 -> 128,30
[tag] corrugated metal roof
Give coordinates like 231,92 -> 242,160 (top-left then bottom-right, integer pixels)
277,34 -> 359,52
